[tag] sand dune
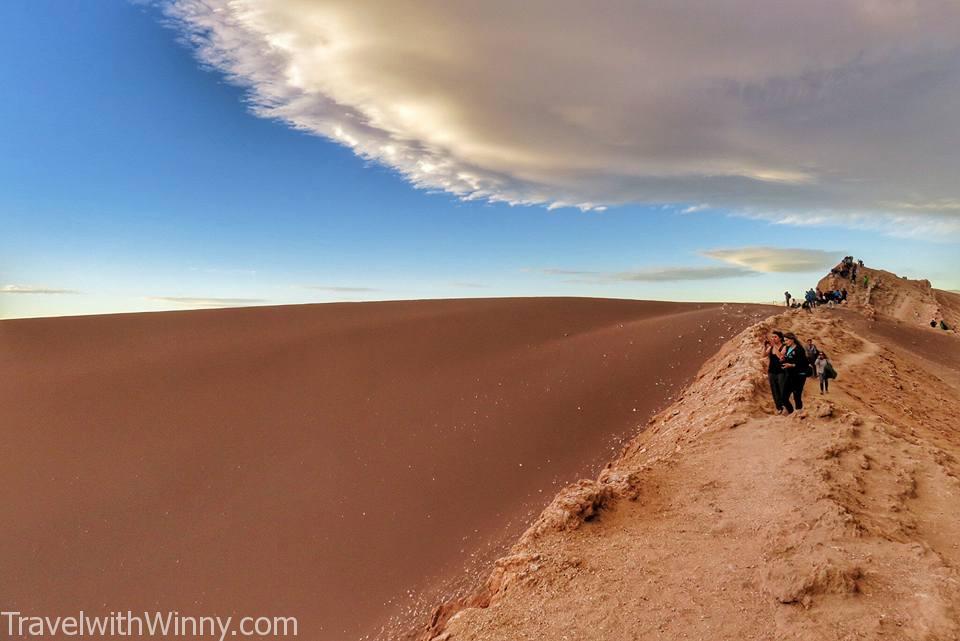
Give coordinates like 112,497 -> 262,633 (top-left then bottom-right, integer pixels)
0,298 -> 773,641
422,276 -> 960,640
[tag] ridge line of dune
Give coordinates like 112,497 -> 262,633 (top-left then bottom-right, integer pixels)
411,292 -> 960,640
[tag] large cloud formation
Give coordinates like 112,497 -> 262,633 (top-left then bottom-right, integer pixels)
165,1 -> 960,232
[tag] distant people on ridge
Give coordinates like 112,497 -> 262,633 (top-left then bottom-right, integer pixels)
784,291 -> 791,307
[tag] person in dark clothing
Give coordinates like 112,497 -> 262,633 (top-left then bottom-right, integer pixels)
762,331 -> 788,414
780,332 -> 810,413
784,291 -> 791,307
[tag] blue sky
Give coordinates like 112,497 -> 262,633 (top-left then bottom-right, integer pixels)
2,1 -> 958,319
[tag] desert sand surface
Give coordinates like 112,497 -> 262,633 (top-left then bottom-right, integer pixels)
419,274 -> 960,641
0,297 -> 773,641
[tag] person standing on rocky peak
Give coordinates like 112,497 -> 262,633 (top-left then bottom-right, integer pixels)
784,291 -> 792,307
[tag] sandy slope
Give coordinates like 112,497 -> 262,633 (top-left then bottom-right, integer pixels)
419,302 -> 960,639
0,298 -> 773,641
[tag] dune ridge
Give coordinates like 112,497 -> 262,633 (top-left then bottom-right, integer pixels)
415,274 -> 960,640
0,297 -> 774,641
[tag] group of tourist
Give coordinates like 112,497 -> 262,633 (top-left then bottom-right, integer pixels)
783,287 -> 848,309
782,256 -> 866,310
762,332 -> 836,414
830,256 -> 863,281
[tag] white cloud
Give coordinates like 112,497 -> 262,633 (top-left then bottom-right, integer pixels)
301,285 -> 380,292
165,0 -> 960,233
538,265 -> 755,283
1,284 -> 79,294
538,246 -> 843,282
700,247 -> 842,273
145,296 -> 268,307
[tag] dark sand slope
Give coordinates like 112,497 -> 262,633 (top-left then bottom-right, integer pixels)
0,298 -> 774,641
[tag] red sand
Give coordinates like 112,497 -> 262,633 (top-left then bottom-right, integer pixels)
0,298 -> 774,640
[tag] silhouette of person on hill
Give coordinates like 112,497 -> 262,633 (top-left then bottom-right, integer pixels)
784,291 -> 791,307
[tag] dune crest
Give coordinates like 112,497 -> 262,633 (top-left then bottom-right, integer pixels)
416,272 -> 960,640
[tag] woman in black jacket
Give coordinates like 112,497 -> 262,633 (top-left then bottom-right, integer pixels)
762,331 -> 787,414
780,332 -> 810,413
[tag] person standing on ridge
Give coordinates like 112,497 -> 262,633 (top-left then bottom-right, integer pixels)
784,291 -> 791,307
780,332 -> 810,413
762,331 -> 787,414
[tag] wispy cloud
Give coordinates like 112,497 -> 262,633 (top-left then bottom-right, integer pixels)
145,296 -> 268,307
301,285 -> 380,293
165,0 -> 960,233
700,247 -> 842,273
189,266 -> 258,275
537,265 -> 755,283
538,268 -> 600,277
537,245 -> 840,283
1,284 -> 79,294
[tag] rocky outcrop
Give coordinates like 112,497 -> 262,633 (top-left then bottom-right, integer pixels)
818,264 -> 960,329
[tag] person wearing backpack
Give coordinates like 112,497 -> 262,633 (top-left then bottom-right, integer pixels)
815,351 -> 834,394
780,332 -> 810,412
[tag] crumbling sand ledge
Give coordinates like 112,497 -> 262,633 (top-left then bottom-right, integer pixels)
414,281 -> 960,640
